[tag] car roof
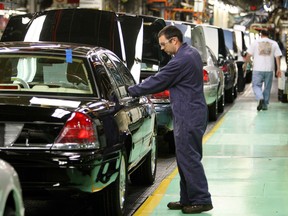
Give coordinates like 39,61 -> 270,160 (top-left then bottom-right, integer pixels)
0,41 -> 106,56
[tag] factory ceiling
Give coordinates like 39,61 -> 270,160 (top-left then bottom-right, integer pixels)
221,0 -> 280,11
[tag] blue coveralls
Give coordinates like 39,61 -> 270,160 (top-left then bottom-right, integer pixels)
128,43 -> 212,205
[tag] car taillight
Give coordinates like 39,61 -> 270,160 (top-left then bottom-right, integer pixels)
151,90 -> 170,99
55,112 -> 97,144
220,64 -> 228,73
203,69 -> 209,83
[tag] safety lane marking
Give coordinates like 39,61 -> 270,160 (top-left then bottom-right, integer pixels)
133,168 -> 178,216
133,116 -> 226,215
203,116 -> 225,143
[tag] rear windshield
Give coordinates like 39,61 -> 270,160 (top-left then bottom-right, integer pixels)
0,55 -> 94,95
223,30 -> 233,51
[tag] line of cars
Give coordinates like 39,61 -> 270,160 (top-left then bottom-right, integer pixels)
0,8 -> 250,215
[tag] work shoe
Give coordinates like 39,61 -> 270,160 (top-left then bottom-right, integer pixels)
167,201 -> 183,210
262,104 -> 268,110
257,99 -> 264,111
182,204 -> 213,214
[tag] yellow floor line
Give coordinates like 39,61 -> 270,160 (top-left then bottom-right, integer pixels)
133,168 -> 178,216
133,116 -> 226,215
203,116 -> 225,143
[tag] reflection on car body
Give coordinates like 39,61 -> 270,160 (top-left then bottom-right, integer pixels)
0,159 -> 25,216
0,42 -> 157,216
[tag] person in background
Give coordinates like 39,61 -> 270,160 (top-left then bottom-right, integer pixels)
127,25 -> 213,214
275,32 -> 285,78
244,29 -> 282,111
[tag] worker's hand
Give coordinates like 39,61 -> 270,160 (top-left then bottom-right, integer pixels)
276,70 -> 282,78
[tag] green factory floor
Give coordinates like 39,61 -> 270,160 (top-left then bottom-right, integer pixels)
134,77 -> 288,216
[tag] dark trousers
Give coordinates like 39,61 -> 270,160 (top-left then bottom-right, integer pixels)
174,126 -> 212,205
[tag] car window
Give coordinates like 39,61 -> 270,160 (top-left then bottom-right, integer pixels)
90,54 -> 115,100
0,55 -> 94,95
94,65 -> 114,100
218,28 -> 227,58
223,30 -> 233,51
106,53 -> 135,86
223,29 -> 238,58
99,53 -> 129,99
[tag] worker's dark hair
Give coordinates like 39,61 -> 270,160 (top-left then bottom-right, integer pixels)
260,29 -> 269,37
158,26 -> 183,43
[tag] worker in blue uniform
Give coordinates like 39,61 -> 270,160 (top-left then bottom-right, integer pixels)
128,25 -> 213,214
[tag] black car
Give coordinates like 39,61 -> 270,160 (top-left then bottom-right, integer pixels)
221,45 -> 239,103
0,42 -> 157,216
1,10 -> 176,149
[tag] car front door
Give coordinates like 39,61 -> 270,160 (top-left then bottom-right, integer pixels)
96,52 -> 154,167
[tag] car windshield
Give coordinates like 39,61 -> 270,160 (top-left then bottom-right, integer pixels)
0,55 -> 93,95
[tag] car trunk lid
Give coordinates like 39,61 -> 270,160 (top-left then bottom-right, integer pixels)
0,95 -> 90,149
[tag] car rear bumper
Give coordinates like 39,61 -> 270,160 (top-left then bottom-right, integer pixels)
0,149 -> 121,197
